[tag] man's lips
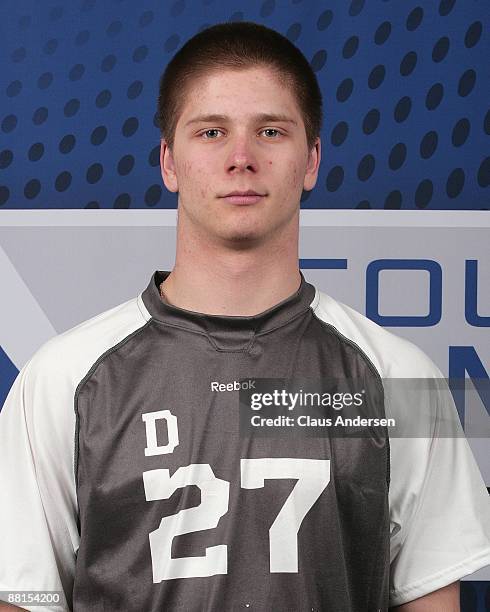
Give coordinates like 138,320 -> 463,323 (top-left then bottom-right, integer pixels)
222,194 -> 265,205
220,190 -> 266,205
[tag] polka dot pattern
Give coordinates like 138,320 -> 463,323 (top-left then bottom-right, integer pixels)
0,1 -> 488,210
374,21 -> 391,45
357,154 -> 375,181
59,135 -> 76,154
406,7 -> 423,31
28,143 -> 44,162
90,127 -> 107,146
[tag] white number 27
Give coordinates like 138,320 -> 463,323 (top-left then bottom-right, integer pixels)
142,457 -> 330,582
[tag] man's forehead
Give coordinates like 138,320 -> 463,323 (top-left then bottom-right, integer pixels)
175,66 -> 303,132
192,64 -> 285,86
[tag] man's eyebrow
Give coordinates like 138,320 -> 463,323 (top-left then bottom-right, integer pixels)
184,113 -> 298,127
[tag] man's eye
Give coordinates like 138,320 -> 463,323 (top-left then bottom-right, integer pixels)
262,128 -> 281,138
201,129 -> 223,139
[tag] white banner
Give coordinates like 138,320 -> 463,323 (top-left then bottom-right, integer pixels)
1,210 -> 488,579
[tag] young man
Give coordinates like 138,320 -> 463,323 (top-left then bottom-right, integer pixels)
0,21 -> 489,612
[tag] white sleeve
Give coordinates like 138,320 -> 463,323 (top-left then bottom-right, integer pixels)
0,351 -> 79,612
388,377 -> 490,607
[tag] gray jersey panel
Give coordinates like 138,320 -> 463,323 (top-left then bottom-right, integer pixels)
73,271 -> 390,612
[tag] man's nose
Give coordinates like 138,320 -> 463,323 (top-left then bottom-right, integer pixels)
225,134 -> 258,172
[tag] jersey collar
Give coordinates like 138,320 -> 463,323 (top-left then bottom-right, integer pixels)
141,270 -> 317,343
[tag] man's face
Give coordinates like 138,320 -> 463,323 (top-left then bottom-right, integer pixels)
160,65 -> 321,246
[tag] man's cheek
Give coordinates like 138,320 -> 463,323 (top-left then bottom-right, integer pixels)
181,160 -> 193,178
286,161 -> 301,191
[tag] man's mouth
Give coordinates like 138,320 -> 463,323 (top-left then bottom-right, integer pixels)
223,195 -> 264,205
221,190 -> 266,205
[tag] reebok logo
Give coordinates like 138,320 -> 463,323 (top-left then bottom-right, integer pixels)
211,379 -> 256,392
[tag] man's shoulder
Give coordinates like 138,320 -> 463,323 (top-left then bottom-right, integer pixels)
311,288 -> 442,379
25,294 -> 151,389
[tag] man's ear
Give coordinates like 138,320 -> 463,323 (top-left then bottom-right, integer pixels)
160,139 -> 178,193
303,137 -> 321,192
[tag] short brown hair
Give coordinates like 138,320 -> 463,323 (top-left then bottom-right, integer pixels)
157,21 -> 323,152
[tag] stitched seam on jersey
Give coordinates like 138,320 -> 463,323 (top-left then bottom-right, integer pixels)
319,309 -> 394,596
389,546 -> 490,598
136,292 -> 152,322
146,318 -> 251,352
148,307 -> 314,353
208,335 -> 256,353
386,387 -> 444,562
73,320 -> 153,499
212,307 -> 314,352
310,310 -> 391,490
309,287 -> 320,311
254,307 -> 315,337
20,360 -> 76,567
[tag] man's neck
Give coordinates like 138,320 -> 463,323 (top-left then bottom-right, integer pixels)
160,220 -> 302,317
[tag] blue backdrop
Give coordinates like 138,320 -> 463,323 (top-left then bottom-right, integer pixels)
1,0 -> 489,210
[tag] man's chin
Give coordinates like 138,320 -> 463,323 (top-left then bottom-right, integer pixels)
215,226 -> 267,248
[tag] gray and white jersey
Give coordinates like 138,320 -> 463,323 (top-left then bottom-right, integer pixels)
1,270 -> 489,611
